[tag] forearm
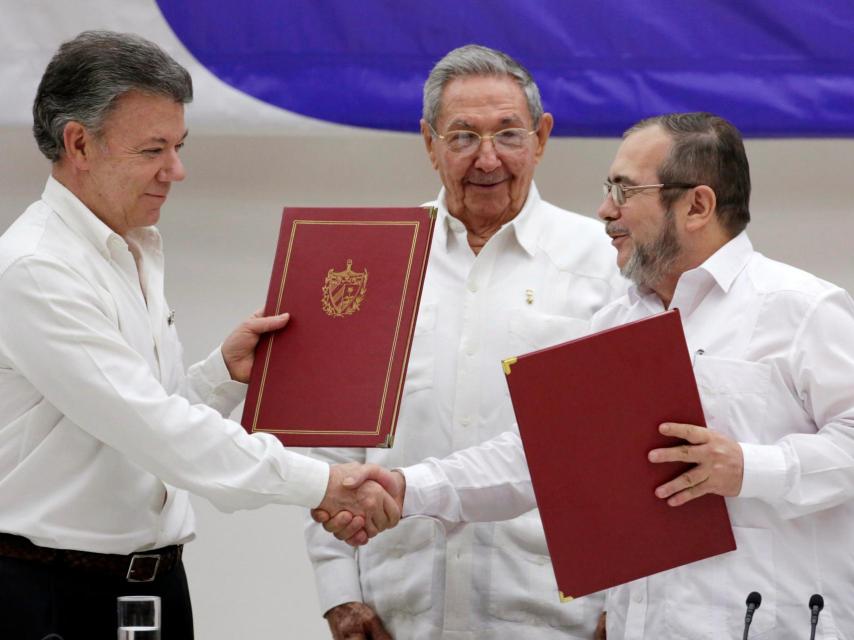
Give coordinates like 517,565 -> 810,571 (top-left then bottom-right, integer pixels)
400,430 -> 537,522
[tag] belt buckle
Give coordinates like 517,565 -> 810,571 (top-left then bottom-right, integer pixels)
126,553 -> 161,582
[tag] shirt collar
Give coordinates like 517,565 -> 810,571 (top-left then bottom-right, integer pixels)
436,182 -> 542,257
41,175 -> 163,257
694,230 -> 753,293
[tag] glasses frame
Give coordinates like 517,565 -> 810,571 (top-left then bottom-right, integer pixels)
603,180 -> 698,206
427,123 -> 537,155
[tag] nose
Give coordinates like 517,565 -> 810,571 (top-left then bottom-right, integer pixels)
597,193 -> 619,222
158,148 -> 186,182
472,138 -> 501,172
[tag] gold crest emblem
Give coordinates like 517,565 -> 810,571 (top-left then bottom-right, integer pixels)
322,259 -> 368,317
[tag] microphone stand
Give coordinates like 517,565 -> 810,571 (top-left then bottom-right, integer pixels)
808,594 -> 824,640
742,591 -> 761,640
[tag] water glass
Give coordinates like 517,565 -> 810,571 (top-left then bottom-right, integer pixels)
117,595 -> 161,639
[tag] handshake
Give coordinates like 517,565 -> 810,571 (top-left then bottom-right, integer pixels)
313,463 -> 406,546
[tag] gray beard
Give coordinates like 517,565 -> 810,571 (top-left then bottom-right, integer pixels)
620,208 -> 681,288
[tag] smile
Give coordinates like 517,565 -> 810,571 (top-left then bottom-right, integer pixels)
466,178 -> 507,188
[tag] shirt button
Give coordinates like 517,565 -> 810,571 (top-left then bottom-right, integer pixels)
466,345 -> 476,356
460,417 -> 471,427
467,281 -> 479,293
632,592 -> 644,603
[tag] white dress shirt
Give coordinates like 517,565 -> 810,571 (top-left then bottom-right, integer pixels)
305,184 -> 625,639
0,177 -> 329,555
402,232 -> 854,639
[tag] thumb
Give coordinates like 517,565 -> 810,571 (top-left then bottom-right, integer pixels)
247,311 -> 290,334
341,463 -> 374,488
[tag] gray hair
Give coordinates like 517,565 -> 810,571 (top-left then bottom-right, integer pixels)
422,44 -> 543,130
33,30 -> 193,162
625,112 -> 751,237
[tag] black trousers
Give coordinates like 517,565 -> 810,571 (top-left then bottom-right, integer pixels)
0,555 -> 194,640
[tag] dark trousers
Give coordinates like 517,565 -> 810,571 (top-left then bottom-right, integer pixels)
0,555 -> 194,640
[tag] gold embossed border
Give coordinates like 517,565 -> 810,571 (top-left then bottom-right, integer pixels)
250,218 -> 422,436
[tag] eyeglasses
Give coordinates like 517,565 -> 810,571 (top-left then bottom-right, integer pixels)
603,180 -> 698,206
428,123 -> 536,155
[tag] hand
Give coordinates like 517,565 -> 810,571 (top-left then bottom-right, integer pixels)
648,422 -> 744,507
315,464 -> 404,544
221,308 -> 290,383
594,611 -> 607,639
313,468 -> 405,546
325,602 -> 392,640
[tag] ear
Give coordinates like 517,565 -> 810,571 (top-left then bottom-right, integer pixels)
533,112 -> 554,162
61,121 -> 95,170
683,185 -> 717,232
420,119 -> 440,170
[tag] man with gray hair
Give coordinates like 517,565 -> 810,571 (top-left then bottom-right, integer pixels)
305,44 -> 624,639
0,30 -> 399,639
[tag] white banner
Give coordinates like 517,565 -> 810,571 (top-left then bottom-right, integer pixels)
0,0 -> 351,135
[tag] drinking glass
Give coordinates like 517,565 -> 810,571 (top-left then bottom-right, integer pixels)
117,595 -> 160,639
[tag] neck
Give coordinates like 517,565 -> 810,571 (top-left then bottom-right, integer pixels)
651,231 -> 734,308
52,164 -> 126,237
453,207 -> 521,256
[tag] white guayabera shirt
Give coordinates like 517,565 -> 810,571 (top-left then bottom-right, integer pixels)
0,177 -> 329,555
305,184 -> 626,640
403,232 -> 854,640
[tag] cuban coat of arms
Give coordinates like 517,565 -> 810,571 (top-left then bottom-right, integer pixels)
321,259 -> 368,317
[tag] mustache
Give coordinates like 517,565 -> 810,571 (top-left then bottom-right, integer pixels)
465,171 -> 508,186
605,223 -> 629,237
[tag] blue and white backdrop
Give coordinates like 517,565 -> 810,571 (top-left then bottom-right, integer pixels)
1,3 -> 853,639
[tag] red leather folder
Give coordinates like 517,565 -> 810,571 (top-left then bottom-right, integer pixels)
242,207 -> 436,447
503,309 -> 735,600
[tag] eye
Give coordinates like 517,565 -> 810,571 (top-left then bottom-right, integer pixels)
447,131 -> 478,145
175,142 -> 185,152
496,129 -> 524,142
141,148 -> 164,157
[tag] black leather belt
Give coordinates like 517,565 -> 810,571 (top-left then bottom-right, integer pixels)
0,532 -> 182,582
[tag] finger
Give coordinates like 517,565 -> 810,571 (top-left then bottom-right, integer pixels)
659,422 -> 710,444
322,510 -> 353,534
666,480 -> 710,507
381,490 -> 401,528
311,508 -> 331,524
365,490 -> 390,534
334,515 -> 366,542
364,518 -> 379,539
252,306 -> 266,318
369,616 -> 393,640
345,530 -> 369,547
648,442 -> 699,464
654,467 -> 709,499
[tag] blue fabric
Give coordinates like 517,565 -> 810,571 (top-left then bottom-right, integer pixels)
156,0 -> 854,137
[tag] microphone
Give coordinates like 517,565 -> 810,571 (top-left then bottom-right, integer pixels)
742,591 -> 761,640
809,594 -> 824,640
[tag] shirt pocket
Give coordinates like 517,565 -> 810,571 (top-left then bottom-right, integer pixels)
663,525 -> 777,638
507,308 -> 590,354
402,303 -> 437,395
693,356 -> 773,442
486,516 -> 602,631
358,516 -> 442,617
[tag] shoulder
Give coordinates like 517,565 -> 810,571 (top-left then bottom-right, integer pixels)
0,199 -> 93,289
746,252 -> 840,306
0,200 -> 53,276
